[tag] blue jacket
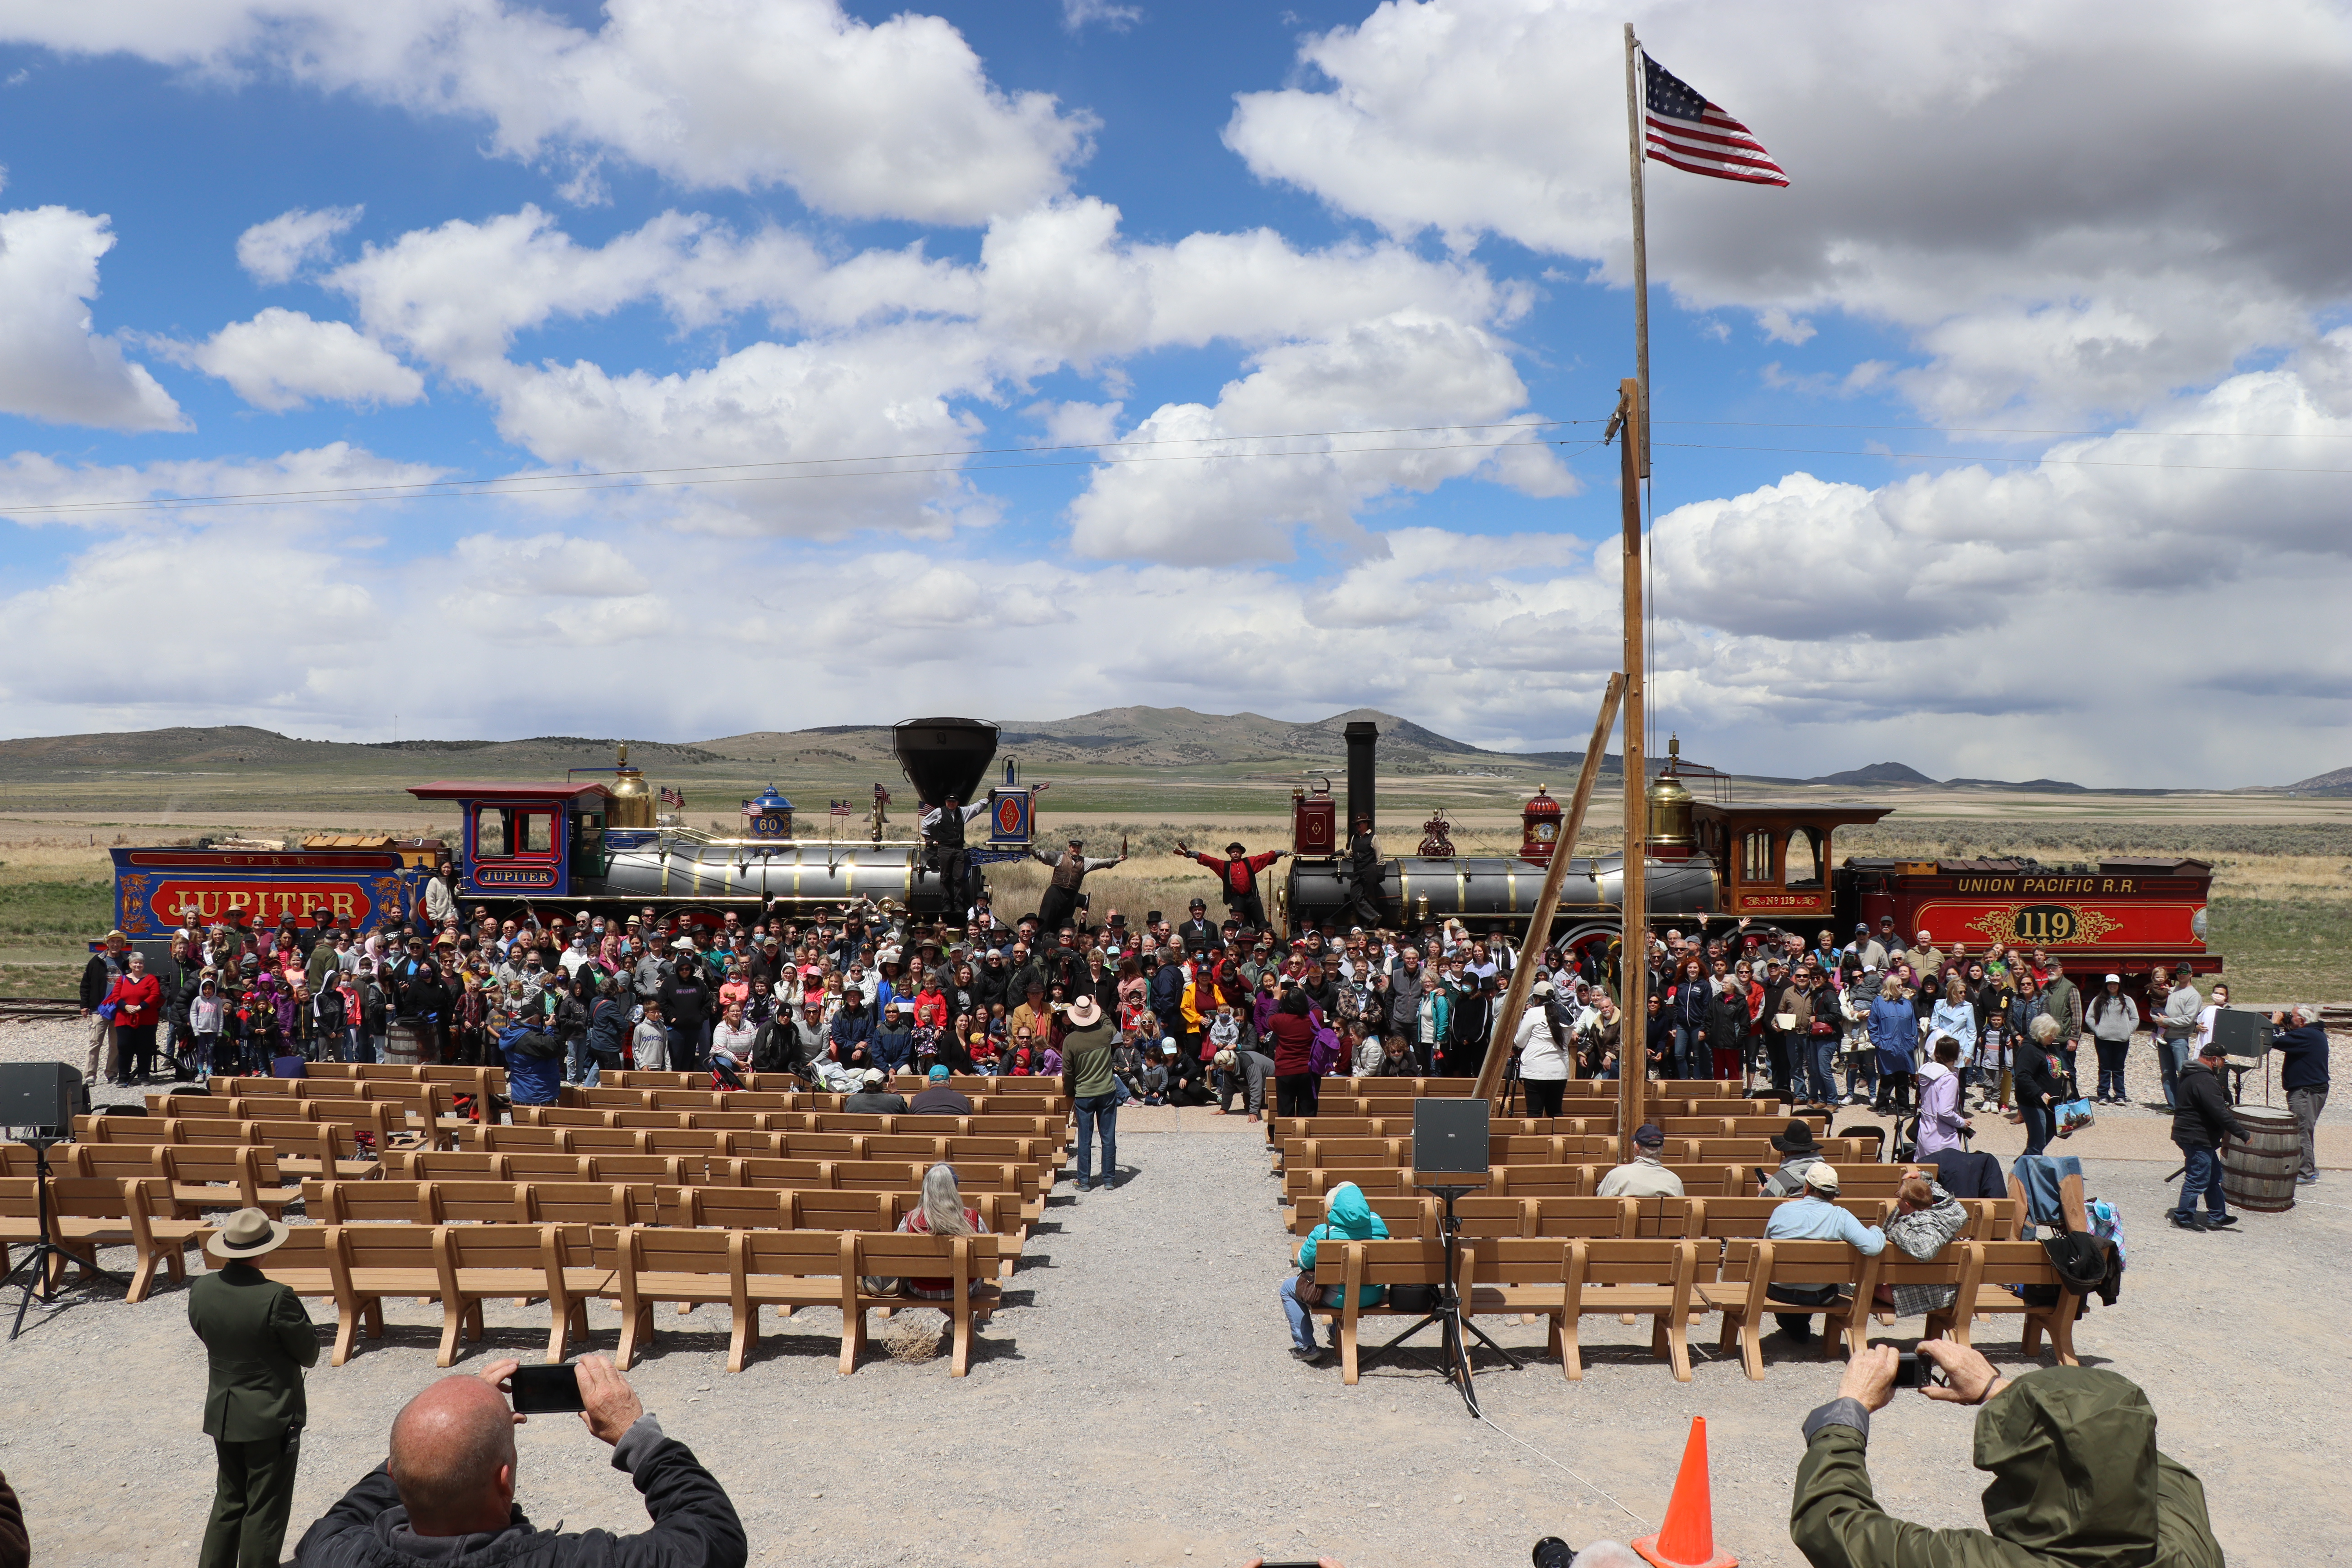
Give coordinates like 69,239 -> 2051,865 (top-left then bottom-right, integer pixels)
871,1026 -> 916,1073
1928,998 -> 1977,1056
498,1020 -> 563,1105
2272,1022 -> 2330,1091
1867,996 -> 1917,1074
1297,1182 -> 1390,1307
828,1011 -> 873,1058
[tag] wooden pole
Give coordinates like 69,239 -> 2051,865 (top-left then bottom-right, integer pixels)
1475,672 -> 1628,1107
1617,376 -> 1648,1137
1623,22 -> 1651,479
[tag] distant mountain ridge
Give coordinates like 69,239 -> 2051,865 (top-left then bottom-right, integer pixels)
0,714 -> 2224,793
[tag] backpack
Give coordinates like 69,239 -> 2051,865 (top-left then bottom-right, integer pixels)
1308,1024 -> 1343,1076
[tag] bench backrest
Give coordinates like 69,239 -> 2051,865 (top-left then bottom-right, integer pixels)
337,1220 -> 441,1278
438,1222 -> 549,1278
309,1180 -> 431,1224
1567,1236 -> 1697,1292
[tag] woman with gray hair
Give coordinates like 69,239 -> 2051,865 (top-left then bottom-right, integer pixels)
895,1163 -> 994,1302
2014,1013 -> 2066,1156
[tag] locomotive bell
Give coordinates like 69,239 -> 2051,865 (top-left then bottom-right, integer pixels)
1647,734 -> 1696,855
1520,784 -> 1563,866
606,741 -> 656,829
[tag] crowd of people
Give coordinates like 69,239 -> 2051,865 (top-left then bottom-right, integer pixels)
76,874 -> 2326,1181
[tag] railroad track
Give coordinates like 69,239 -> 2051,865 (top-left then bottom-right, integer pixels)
0,996 -> 80,1020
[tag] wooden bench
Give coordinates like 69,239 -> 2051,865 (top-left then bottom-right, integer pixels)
40,1176 -> 205,1301
605,1225 -> 1002,1375
1552,1237 -> 1701,1382
1697,1238 -> 1882,1377
330,1222 -> 446,1365
1938,1240 -> 2082,1366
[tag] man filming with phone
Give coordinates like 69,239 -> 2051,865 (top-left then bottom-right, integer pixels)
293,1356 -> 745,1567
1789,1341 -> 2223,1567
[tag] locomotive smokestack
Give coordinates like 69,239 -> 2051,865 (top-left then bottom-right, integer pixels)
1343,720 -> 1379,836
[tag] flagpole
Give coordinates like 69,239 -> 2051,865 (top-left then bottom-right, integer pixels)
1622,21 -> 1650,479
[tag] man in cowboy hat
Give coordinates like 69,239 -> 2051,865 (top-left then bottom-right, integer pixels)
1759,1118 -> 1831,1197
190,1207 -> 320,1568
1172,838 -> 1286,932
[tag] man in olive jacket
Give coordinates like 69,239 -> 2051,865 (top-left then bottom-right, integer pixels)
190,1208 -> 321,1568
1792,1341 -> 2223,1567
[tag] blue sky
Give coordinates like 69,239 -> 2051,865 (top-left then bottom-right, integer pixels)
0,0 -> 2345,786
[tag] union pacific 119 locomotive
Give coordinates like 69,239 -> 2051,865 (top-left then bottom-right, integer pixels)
1279,721 -> 2218,978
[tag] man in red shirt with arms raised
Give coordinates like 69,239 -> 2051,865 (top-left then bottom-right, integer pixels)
1174,840 -> 1286,932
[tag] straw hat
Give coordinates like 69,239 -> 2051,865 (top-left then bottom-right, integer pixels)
207,1207 -> 290,1260
1066,994 -> 1102,1027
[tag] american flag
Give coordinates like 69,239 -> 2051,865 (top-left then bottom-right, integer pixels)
1642,53 -> 1788,186
830,799 -> 852,820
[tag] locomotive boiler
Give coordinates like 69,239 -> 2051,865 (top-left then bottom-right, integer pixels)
1279,720 -> 1721,950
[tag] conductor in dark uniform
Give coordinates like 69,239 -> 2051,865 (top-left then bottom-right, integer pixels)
189,1207 -> 319,1568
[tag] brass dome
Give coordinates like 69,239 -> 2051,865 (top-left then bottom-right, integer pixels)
1646,733 -> 1695,848
607,740 -> 656,829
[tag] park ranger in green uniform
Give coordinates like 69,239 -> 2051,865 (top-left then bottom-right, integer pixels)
188,1207 -> 320,1568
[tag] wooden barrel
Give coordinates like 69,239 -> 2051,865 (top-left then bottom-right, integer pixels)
2221,1108 -> 2300,1213
383,1022 -> 425,1069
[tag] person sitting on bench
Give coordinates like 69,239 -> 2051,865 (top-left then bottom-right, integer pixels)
1764,1164 -> 1885,1344
1280,1181 -> 1387,1366
1596,1123 -> 1684,1197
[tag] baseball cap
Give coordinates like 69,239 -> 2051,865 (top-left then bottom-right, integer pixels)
861,1069 -> 885,1086
1802,1163 -> 1841,1194
1632,1123 -> 1665,1149
2103,973 -> 2121,984
928,1064 -> 950,1082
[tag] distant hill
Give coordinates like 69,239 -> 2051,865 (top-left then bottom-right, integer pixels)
2285,764 -> 2352,794
1811,761 -> 1938,788
707,706 -> 1626,776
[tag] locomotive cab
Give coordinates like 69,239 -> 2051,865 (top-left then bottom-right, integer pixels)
408,781 -> 613,898
1689,798 -> 1892,929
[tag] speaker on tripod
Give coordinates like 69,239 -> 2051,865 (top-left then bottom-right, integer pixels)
0,1061 -> 127,1338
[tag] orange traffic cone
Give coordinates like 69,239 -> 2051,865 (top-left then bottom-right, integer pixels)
1633,1416 -> 1737,1568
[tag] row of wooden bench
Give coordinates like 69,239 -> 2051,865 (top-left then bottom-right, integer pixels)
1284,1162 -> 1922,1203
1287,1191 -> 2021,1244
88,1112 -> 1065,1191
1268,1096 -> 1797,1137
1266,1112 -> 1830,1147
5,1143 -> 1051,1226
1273,1134 -> 1875,1175
1300,1234 -> 2079,1384
302,1179 -> 1034,1275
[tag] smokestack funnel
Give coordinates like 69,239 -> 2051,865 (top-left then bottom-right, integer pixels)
891,717 -> 1000,809
1343,720 -> 1379,838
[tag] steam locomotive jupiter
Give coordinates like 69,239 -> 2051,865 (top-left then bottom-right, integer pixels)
103,714 -> 2218,979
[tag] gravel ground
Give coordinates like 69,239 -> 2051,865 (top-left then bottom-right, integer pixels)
1,1020 -> 2346,1566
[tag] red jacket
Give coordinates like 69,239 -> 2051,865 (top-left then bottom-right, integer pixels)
105,972 -> 162,1027
1268,1010 -> 1318,1075
1194,850 -> 1280,898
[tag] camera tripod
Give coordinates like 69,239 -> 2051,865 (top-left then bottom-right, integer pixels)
1360,1184 -> 1523,1417
3,1137 -> 127,1339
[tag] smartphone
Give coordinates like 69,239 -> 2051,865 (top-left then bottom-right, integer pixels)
1892,1352 -> 1945,1390
509,1363 -> 586,1414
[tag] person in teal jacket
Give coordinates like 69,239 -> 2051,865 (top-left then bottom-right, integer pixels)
1281,1181 -> 1388,1362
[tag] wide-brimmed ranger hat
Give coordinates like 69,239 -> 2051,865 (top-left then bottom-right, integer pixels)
207,1207 -> 290,1261
1770,1119 -> 1823,1156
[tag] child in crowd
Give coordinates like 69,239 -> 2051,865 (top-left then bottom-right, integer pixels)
632,1000 -> 668,1072
1140,1042 -> 1172,1104
1036,1040 -> 1063,1078
968,1029 -> 998,1072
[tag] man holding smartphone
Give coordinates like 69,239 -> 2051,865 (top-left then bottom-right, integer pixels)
292,1356 -> 745,1567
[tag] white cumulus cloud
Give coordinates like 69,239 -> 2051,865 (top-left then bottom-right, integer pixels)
1225,0 -> 2352,425
235,205 -> 361,285
0,0 -> 1091,225
166,308 -> 423,412
0,205 -> 184,431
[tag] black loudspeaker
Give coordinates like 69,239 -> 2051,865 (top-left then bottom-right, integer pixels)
2210,1009 -> 2272,1059
0,1062 -> 82,1134
1412,1097 -> 1491,1179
